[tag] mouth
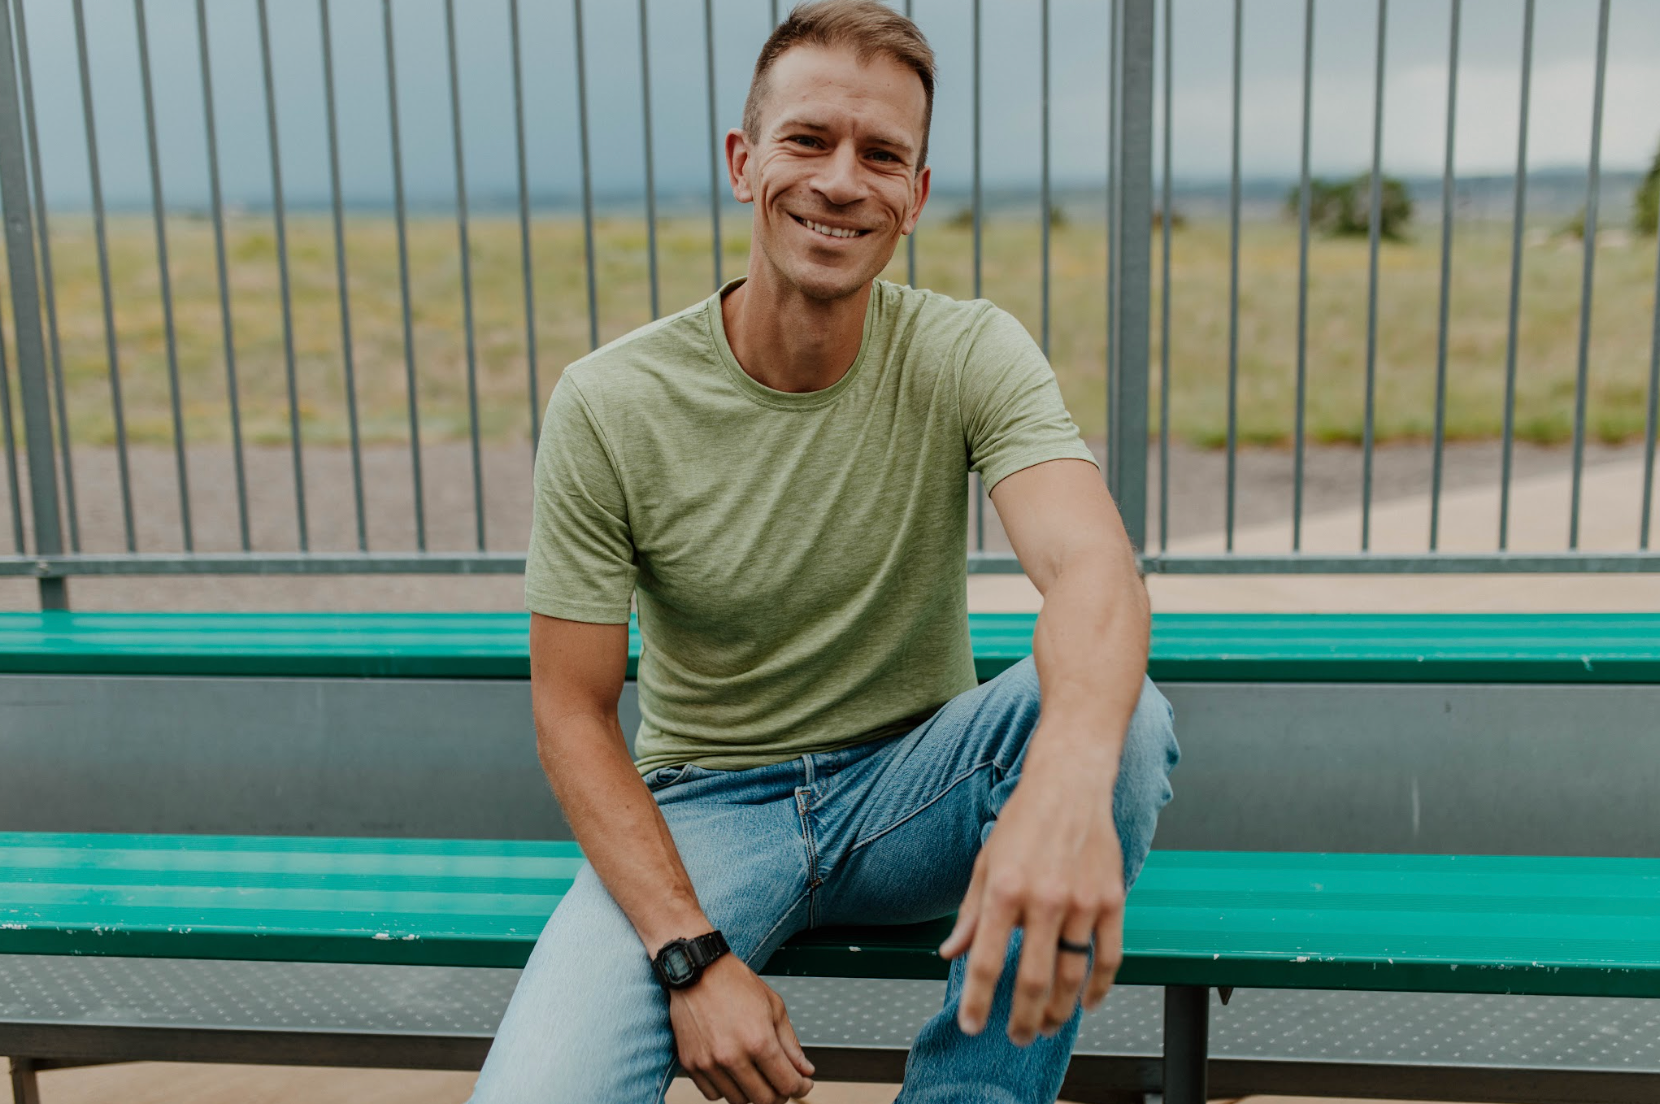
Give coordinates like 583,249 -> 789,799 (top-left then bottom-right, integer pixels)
789,213 -> 871,241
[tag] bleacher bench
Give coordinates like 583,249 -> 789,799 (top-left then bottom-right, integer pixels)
4,611 -> 1660,1103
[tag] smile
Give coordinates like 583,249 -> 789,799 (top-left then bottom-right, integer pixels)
790,213 -> 869,240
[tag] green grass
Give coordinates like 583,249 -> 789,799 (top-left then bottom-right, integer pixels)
5,212 -> 1658,449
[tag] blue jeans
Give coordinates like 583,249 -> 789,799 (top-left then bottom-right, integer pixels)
470,657 -> 1178,1103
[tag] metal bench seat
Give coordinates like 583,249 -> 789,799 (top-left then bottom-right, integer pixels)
5,835 -> 1660,1103
4,610 -> 1660,684
7,957 -> 1660,1104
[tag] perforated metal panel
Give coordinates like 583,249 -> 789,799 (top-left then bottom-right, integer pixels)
4,957 -> 1658,1078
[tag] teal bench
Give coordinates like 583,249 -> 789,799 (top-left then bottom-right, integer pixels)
5,611 -> 1660,1102
4,834 -> 1659,1104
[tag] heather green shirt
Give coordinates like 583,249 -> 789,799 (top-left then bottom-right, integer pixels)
525,278 -> 1097,775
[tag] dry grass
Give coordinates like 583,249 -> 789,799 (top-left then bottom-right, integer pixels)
6,211 -> 1657,449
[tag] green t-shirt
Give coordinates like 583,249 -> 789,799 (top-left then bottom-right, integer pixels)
525,278 -> 1097,775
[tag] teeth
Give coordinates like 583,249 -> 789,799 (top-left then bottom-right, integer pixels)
801,217 -> 862,239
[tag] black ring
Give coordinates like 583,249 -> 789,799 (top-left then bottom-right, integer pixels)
1056,937 -> 1092,955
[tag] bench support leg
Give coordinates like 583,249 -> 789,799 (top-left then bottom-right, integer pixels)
9,1058 -> 41,1104
1161,985 -> 1208,1104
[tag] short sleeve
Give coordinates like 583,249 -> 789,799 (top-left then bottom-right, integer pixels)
958,307 -> 1099,491
523,374 -> 638,623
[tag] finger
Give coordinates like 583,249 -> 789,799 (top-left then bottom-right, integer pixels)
773,1002 -> 817,1079
1040,915 -> 1094,1035
939,853 -> 988,960
704,1066 -> 747,1104
1007,907 -> 1064,1046
956,891 -> 1017,1037
686,1070 -> 722,1101
1082,910 -> 1125,1011
756,1036 -> 813,1102
726,1056 -> 776,1104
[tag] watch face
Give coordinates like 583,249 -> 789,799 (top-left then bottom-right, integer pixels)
661,945 -> 695,985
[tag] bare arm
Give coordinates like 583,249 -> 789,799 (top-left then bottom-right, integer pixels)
939,458 -> 1149,1045
530,612 -> 814,1103
530,612 -> 708,953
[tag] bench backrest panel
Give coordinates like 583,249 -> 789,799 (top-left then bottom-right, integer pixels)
7,674 -> 1658,857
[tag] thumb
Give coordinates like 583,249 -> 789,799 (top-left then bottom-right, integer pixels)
774,998 -> 816,1078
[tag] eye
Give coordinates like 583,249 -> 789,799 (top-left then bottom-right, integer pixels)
870,150 -> 900,163
789,135 -> 822,149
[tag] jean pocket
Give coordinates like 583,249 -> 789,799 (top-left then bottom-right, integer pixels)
642,762 -> 710,792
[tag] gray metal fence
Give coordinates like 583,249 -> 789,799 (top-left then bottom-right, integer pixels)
0,0 -> 1657,611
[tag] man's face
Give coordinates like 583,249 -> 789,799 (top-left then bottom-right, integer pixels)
728,45 -> 931,302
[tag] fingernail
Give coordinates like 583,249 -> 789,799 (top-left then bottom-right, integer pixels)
957,1013 -> 980,1035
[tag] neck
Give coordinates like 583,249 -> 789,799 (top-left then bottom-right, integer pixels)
720,264 -> 872,394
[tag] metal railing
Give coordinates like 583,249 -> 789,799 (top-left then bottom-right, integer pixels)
0,0 -> 1657,612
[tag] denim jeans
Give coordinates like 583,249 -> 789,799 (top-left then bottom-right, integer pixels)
469,657 -> 1178,1103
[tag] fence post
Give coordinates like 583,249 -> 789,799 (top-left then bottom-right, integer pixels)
0,0 -> 66,610
1108,0 -> 1154,555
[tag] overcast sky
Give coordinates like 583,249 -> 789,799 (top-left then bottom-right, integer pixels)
19,0 -> 1660,211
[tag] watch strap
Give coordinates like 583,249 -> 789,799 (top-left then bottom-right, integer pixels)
686,930 -> 729,970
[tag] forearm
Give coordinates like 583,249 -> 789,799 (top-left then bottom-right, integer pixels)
537,710 -> 709,956
1022,547 -> 1150,781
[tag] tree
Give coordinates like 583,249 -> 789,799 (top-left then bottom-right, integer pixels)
1637,140 -> 1659,236
1286,173 -> 1414,241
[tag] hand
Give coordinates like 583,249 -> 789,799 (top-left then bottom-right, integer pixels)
668,953 -> 816,1103
938,759 -> 1126,1046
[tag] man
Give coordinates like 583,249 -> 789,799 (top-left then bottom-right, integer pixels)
470,3 -> 1177,1101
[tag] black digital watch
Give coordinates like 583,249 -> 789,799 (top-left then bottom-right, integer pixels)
651,930 -> 730,990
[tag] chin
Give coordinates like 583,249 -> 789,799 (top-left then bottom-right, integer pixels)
785,257 -> 888,302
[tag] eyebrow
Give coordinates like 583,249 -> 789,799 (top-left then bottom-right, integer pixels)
774,116 -> 916,158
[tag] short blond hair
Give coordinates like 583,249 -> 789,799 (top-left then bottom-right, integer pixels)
742,0 -> 937,171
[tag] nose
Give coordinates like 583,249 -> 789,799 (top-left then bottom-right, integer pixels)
812,140 -> 865,207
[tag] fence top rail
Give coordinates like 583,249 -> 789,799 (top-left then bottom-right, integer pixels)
3,610 -> 1659,684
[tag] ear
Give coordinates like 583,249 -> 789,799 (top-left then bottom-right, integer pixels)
726,128 -> 754,204
902,164 -> 932,235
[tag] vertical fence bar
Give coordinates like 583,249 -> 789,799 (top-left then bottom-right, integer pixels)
1223,0 -> 1241,552
637,0 -> 660,320
1108,0 -> 1153,553
1360,0 -> 1388,551
904,0 -> 916,287
971,0 -> 983,551
1498,0 -> 1533,551
1157,0 -> 1171,553
1105,0 -> 1119,501
0,0 -> 65,606
574,0 -> 599,350
1039,0 -> 1050,358
320,0 -> 367,551
512,0 -> 540,452
1568,0 -> 1609,550
13,0 -> 77,553
134,0 -> 192,552
0,300 -> 23,552
195,0 -> 250,551
443,0 -> 486,551
256,0 -> 308,551
1429,0 -> 1460,551
1642,224 -> 1659,550
1292,0 -> 1313,552
72,0 -> 136,552
703,0 -> 721,290
971,0 -> 982,302
382,0 -> 426,550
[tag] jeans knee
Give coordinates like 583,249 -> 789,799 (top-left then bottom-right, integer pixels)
1114,677 -> 1178,886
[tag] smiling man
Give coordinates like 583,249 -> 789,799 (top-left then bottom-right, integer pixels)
469,3 -> 1178,1102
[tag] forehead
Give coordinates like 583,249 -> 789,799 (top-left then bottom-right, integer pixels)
760,44 -> 926,143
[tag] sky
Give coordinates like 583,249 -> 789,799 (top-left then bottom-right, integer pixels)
17,0 -> 1660,212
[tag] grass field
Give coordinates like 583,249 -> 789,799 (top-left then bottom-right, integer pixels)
5,211 -> 1658,449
